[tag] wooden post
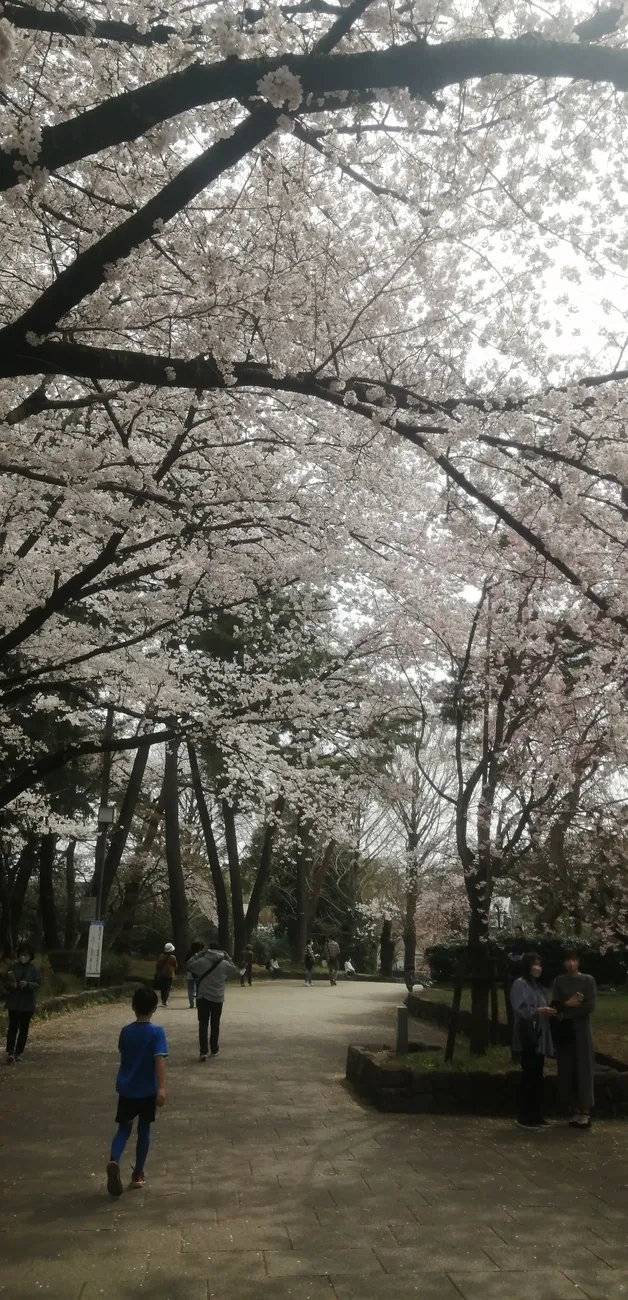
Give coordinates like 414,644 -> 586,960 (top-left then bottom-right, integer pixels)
396,1005 -> 409,1055
445,957 -> 466,1063
490,971 -> 500,1046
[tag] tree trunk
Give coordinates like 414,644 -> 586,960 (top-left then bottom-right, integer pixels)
245,794 -> 285,939
64,838 -> 77,949
467,891 -> 490,1056
163,737 -> 189,961
97,740 -> 150,914
306,839 -> 336,932
10,837 -> 36,946
295,824 -> 309,965
222,798 -> 244,959
113,784 -> 165,953
39,832 -> 59,949
403,830 -> 419,970
380,919 -> 395,976
187,741 -> 231,951
93,704 -> 115,921
0,848 -> 11,957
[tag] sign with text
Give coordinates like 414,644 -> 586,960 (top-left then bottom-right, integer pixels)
85,921 -> 104,979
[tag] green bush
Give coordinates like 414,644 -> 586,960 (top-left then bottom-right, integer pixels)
100,953 -> 131,985
47,972 -> 69,995
46,949 -> 131,985
426,938 -> 628,987
46,949 -> 85,976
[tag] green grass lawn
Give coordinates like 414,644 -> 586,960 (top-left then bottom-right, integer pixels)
416,984 -> 628,1061
377,1044 -> 525,1073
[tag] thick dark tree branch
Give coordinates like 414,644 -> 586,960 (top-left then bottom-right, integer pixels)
5,339 -> 628,406
1,0 -> 344,46
1,109 -> 281,345
2,39 -> 628,193
1,1 -> 178,45
0,727 -> 178,812
0,530 -> 124,658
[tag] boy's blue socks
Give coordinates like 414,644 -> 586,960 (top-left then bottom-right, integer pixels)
134,1116 -> 151,1176
110,1122 -> 132,1164
110,1117 -> 151,1175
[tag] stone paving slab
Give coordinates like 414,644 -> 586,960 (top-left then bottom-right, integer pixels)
3,979 -> 628,1300
564,1272 -> 628,1299
449,1272 -> 586,1299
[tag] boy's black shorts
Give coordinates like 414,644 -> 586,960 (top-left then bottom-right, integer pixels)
115,1094 -> 157,1124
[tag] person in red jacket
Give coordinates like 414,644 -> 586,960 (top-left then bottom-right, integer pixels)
154,943 -> 177,1007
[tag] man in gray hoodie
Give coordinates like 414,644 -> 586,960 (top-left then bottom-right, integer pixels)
185,946 -> 238,1061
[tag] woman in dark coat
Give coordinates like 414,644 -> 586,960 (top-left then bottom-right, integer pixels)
551,948 -> 596,1129
4,941 -> 42,1063
510,951 -> 557,1129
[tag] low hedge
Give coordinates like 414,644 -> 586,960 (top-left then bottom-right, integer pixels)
0,981 -> 140,1035
408,993 -> 628,1073
426,938 -> 628,987
346,1044 -> 628,1116
46,949 -> 131,985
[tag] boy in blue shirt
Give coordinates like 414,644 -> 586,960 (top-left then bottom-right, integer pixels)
106,986 -> 167,1196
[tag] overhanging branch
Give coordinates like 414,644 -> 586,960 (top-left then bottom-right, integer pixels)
2,338 -> 626,631
2,38 -> 628,191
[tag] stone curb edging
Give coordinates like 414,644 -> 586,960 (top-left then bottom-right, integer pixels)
346,1043 -> 628,1116
0,982 -> 141,1034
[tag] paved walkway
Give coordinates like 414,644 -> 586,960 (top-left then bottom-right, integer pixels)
2,980 -> 628,1300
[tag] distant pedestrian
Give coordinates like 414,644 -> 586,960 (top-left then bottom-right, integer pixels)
265,954 -> 282,978
154,943 -> 177,1007
4,942 -> 41,1064
511,951 -> 556,1130
240,944 -> 254,988
404,963 -> 416,995
325,938 -> 340,986
304,943 -> 315,986
106,986 -> 167,1196
184,941 -> 204,1008
186,946 -> 238,1061
551,949 -> 597,1130
344,957 -> 356,978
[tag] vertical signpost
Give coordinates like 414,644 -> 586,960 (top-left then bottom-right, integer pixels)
85,920 -> 105,980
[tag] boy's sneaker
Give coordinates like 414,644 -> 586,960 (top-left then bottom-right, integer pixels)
130,1173 -> 145,1189
6,1054 -> 14,1065
106,1160 -> 124,1197
199,1053 -> 208,1062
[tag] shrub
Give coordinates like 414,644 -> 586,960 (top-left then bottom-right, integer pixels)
99,953 -> 131,985
46,949 -> 85,976
46,949 -> 131,985
425,938 -> 628,987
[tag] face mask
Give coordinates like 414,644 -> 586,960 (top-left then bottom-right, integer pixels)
531,966 -> 542,979
18,955 -> 30,965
